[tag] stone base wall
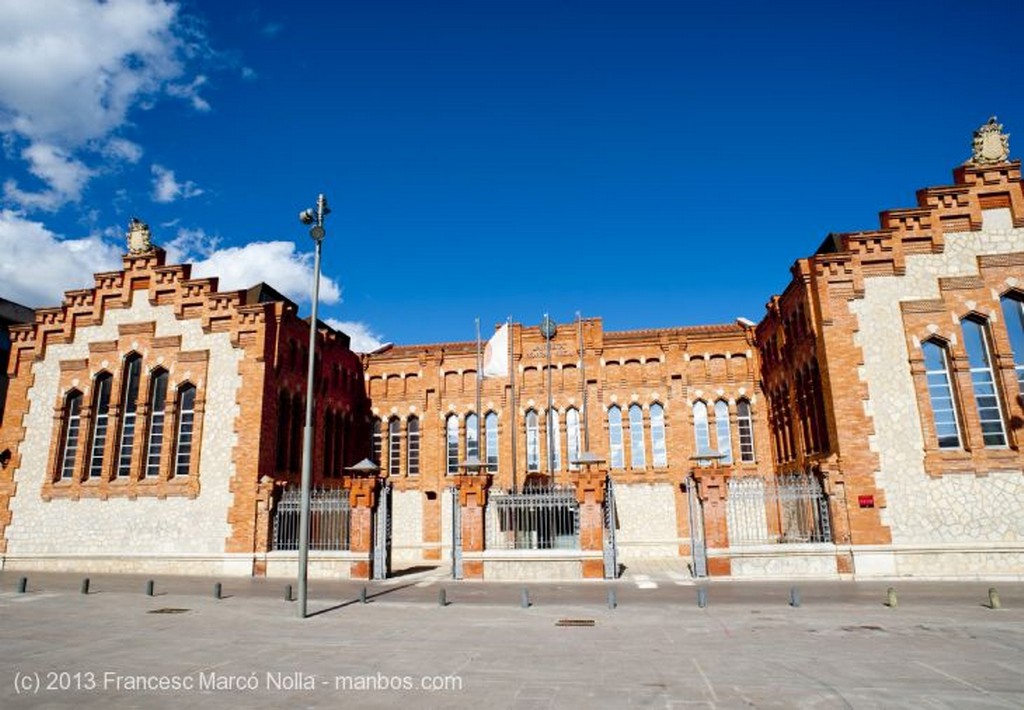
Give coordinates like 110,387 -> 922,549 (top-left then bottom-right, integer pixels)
722,544 -> 840,578
466,550 -> 604,581
262,552 -> 370,580
851,543 -> 1024,579
1,553 -> 254,577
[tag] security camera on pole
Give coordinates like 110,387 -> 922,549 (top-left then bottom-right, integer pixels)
297,193 -> 330,619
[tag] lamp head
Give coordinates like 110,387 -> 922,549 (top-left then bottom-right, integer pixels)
299,208 -> 316,225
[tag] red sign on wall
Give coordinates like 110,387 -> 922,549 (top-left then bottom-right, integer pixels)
858,495 -> 875,508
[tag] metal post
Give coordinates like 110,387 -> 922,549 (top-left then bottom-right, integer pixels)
546,316 -> 554,476
298,193 -> 329,620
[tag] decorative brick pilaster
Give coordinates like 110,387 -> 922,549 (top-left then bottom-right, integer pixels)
693,466 -> 731,576
573,470 -> 606,579
344,474 -> 379,579
455,473 -> 490,579
251,475 -> 276,576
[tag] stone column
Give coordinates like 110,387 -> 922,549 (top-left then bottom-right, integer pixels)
574,470 -> 606,579
343,474 -> 379,579
455,473 -> 490,579
693,465 -> 731,576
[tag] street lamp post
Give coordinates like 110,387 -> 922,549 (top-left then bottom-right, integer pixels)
297,193 -> 330,619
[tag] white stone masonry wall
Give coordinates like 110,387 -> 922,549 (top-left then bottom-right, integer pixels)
5,292 -> 242,558
850,208 -> 1024,548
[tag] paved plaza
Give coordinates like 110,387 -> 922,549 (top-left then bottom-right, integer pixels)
1,566 -> 1022,709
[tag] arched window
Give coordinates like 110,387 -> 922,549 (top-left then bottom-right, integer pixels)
526,410 -> 540,472
693,401 -> 711,460
324,410 -> 336,477
446,414 -> 459,474
550,409 -> 562,470
290,396 -> 303,472
1000,294 -> 1024,391
276,391 -> 290,471
371,417 -> 382,464
58,390 -> 83,479
116,354 -> 142,477
145,370 -> 169,477
566,407 -> 581,470
485,411 -> 498,473
714,400 -> 733,464
607,405 -> 623,470
962,318 -> 1007,447
923,340 -> 961,449
406,416 -> 420,476
388,417 -> 401,474
737,399 -> 755,463
174,384 -> 196,476
650,403 -> 667,467
88,373 -> 113,478
466,412 -> 479,462
628,404 -> 646,468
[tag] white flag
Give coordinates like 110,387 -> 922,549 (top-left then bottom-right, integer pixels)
482,323 -> 509,378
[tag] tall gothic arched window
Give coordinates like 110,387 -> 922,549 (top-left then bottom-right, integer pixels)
923,340 -> 961,449
526,410 -> 540,472
145,370 -> 169,477
607,405 -> 623,470
628,404 -> 646,469
88,373 -> 113,478
58,390 -> 83,480
406,416 -> 420,476
116,354 -> 142,477
485,411 -> 499,473
962,317 -> 1007,447
650,403 -> 667,467
714,400 -> 733,464
174,384 -> 196,476
737,398 -> 755,463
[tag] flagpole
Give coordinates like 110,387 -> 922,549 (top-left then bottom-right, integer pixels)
545,313 -> 553,477
475,317 -> 482,462
508,316 -> 517,492
578,311 -> 590,451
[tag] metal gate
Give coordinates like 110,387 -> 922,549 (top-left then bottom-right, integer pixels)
450,486 -> 463,580
603,474 -> 619,579
686,474 -> 707,578
372,481 -> 392,579
271,485 -> 350,551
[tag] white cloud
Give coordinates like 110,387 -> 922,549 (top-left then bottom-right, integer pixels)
0,209 -> 121,306
101,137 -> 143,164
169,234 -> 341,305
3,142 -> 95,210
0,0 -> 210,209
325,319 -> 385,354
151,164 -> 203,203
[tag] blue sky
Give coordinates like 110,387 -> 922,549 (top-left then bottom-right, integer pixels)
2,1 -> 1023,350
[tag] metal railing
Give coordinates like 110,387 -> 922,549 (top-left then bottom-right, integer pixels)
272,485 -> 351,551
487,485 -> 580,550
726,473 -> 832,545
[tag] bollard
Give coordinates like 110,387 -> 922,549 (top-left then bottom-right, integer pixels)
17,577 -> 27,594
789,586 -> 801,608
697,587 -> 707,608
988,587 -> 1001,610
521,587 -> 530,609
81,578 -> 90,595
439,588 -> 447,607
146,580 -> 155,597
360,586 -> 368,604
285,584 -> 293,602
886,587 -> 898,608
214,582 -> 222,600
607,589 -> 617,610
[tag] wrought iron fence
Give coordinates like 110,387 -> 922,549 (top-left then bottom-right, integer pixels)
486,485 -> 580,550
726,473 -> 832,545
272,485 -> 351,551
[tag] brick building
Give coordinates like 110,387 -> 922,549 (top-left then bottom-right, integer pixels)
0,221 -> 368,577
1,120 -> 1022,580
